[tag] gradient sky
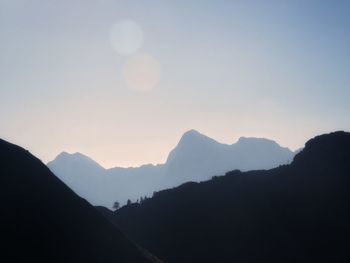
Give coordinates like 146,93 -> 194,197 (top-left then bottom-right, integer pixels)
1,0 -> 349,167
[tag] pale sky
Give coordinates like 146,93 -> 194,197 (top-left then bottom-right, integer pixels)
1,0 -> 349,168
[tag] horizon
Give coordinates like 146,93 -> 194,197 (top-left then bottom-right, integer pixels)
48,128 -> 305,169
47,128 -> 342,169
1,0 -> 350,167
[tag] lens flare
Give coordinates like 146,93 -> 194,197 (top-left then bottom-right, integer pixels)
122,53 -> 161,92
110,20 -> 144,55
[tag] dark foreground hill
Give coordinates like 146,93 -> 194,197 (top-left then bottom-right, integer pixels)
0,139 -> 161,263
105,131 -> 350,263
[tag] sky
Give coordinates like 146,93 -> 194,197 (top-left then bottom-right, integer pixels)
0,0 -> 349,168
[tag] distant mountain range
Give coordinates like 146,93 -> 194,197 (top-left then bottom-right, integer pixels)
0,138 -> 161,263
102,131 -> 350,263
2,131 -> 349,263
48,129 -> 296,208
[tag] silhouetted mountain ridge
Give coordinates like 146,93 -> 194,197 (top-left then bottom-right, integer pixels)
0,138 -> 161,263
105,131 -> 350,263
292,131 -> 350,171
48,130 -> 295,207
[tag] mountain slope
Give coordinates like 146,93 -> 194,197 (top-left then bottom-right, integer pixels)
106,131 -> 350,263
48,130 -> 295,207
0,138 -> 161,263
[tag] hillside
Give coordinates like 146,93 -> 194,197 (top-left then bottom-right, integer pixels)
105,131 -> 350,263
0,139 -> 161,263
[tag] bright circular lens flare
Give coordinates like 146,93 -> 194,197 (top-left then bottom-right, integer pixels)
110,20 -> 144,55
122,54 -> 161,92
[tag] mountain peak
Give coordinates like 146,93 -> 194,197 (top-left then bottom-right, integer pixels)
56,151 -> 89,159
236,136 -> 279,146
178,129 -> 218,145
53,151 -> 98,163
182,129 -> 204,138
48,151 -> 105,172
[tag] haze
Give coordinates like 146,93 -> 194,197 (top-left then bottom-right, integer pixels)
0,0 -> 349,167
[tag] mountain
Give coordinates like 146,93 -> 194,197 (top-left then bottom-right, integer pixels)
164,129 -> 294,185
103,131 -> 350,263
0,138 -> 162,263
47,152 -> 106,203
48,151 -> 166,207
48,130 -> 295,207
48,151 -> 105,177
